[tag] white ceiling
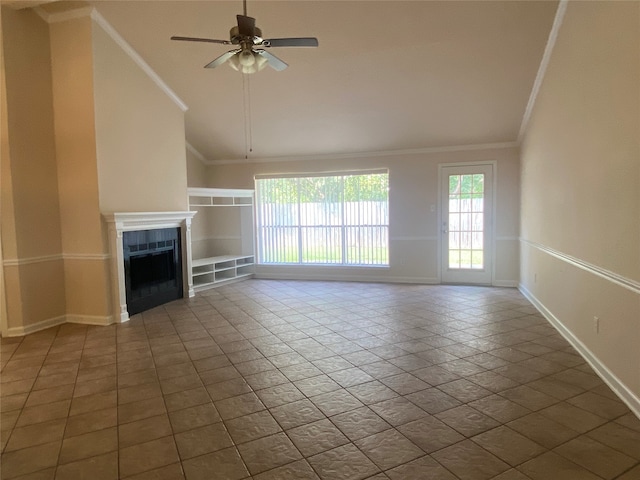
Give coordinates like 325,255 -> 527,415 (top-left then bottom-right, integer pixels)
79,1 -> 558,162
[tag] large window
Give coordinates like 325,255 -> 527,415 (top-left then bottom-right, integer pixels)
255,171 -> 389,265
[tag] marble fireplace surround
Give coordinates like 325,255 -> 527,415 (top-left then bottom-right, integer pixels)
103,211 -> 197,323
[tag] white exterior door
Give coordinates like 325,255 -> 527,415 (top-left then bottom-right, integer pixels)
440,164 -> 494,284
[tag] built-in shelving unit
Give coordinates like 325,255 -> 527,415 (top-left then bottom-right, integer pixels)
188,188 -> 255,291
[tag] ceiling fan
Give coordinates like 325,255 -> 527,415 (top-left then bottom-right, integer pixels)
171,0 -> 319,74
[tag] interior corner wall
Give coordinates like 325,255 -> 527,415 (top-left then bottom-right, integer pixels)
1,7 -> 66,334
49,15 -> 111,323
206,146 -> 520,286
92,21 -> 188,214
519,1 -> 640,412
186,148 -> 209,188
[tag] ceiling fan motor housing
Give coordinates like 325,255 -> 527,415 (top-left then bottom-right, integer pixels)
230,25 -> 262,45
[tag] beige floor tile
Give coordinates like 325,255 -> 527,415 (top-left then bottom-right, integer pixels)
125,463 -> 185,480
310,389 -> 364,416
397,415 -> 464,453
355,429 -> 423,470
587,421 -> 640,460
65,407 -> 117,438
163,386 -> 211,412
431,439 -> 510,480
168,402 -> 221,433
467,394 -> 531,423
225,409 -> 282,444
118,413 -> 173,448
237,432 -> 303,475
287,419 -> 349,457
55,451 -> 118,480
270,398 -> 326,430
59,427 -> 117,464
252,459 -> 320,480
0,441 -> 61,479
369,397 -> 428,426
118,396 -> 167,424
4,418 -> 66,453
386,455 -> 458,480
330,406 -> 392,441
499,385 -> 559,411
471,426 -> 546,466
175,422 -> 234,459
519,451 -> 603,480
405,387 -> 462,414
554,435 -> 637,479
538,402 -> 608,433
205,377 -> 252,401
617,465 -> 640,480
254,382 -> 305,408
1,281 -> 637,480
307,443 -> 379,480
506,411 -> 580,449
182,446 -> 249,480
214,391 -> 266,420
565,391 -> 631,420
69,390 -> 117,417
24,384 -> 74,408
435,405 -> 501,437
15,400 -> 71,427
119,435 -> 180,478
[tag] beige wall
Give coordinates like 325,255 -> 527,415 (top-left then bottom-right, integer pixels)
187,148 -> 209,188
520,1 -> 640,410
1,7 -> 66,332
93,22 -> 188,213
207,146 -> 520,285
1,8 -> 191,334
49,16 -> 110,321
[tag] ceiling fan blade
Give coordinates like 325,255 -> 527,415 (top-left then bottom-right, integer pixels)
171,36 -> 231,45
236,14 -> 256,37
204,50 -> 240,68
263,37 -> 319,48
256,50 -> 288,71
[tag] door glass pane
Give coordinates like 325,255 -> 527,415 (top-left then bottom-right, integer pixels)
448,174 -> 484,270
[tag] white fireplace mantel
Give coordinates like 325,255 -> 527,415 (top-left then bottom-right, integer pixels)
103,211 -> 197,322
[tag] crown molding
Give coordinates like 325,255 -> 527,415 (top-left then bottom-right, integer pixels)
33,5 -> 93,23
33,5 -> 188,113
206,141 -> 520,166
186,142 -> 210,165
90,10 -> 188,113
518,0 -> 568,142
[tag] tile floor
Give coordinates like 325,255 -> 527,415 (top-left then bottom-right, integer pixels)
1,280 -> 639,480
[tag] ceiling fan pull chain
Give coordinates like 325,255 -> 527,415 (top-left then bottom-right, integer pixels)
242,73 -> 253,158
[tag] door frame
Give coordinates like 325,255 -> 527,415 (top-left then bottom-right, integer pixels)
437,161 -> 497,285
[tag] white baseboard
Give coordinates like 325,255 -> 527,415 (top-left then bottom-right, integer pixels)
3,313 -> 116,337
5,315 -> 67,337
493,280 -> 519,287
66,314 -> 115,326
519,283 -> 640,419
254,272 -> 439,285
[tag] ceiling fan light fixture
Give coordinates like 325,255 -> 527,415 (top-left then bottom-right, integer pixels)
228,50 -> 268,74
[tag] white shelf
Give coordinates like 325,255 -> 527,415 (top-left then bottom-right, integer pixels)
188,187 -> 254,207
188,188 -> 255,292
191,255 -> 255,290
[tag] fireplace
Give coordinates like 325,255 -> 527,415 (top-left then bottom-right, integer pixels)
103,212 -> 197,322
123,228 -> 182,315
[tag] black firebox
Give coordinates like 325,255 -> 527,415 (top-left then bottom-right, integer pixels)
123,228 -> 182,315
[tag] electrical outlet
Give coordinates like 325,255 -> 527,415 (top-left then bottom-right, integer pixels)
593,316 -> 600,334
